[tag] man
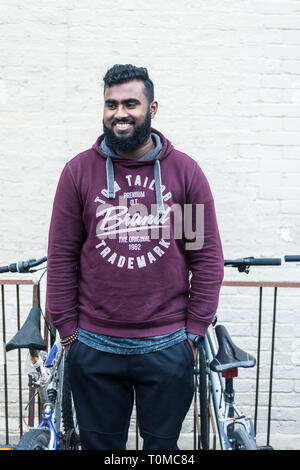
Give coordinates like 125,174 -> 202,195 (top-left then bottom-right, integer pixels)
47,64 -> 224,450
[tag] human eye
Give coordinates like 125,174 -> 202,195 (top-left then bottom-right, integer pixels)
126,102 -> 137,108
106,102 -> 117,109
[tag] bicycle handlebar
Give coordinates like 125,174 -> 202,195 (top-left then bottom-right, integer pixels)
284,255 -> 300,262
0,255 -> 283,274
0,256 -> 47,274
224,257 -> 282,273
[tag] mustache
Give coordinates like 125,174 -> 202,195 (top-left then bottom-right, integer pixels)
112,119 -> 135,126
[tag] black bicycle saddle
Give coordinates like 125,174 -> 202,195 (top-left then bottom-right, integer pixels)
6,306 -> 47,352
210,324 -> 256,373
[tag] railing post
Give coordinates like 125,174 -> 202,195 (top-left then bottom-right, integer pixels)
267,287 -> 278,447
1,285 -> 9,444
16,285 -> 23,437
254,286 -> 263,434
27,283 -> 42,428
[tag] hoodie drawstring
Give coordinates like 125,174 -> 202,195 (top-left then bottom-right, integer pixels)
105,156 -> 164,217
106,157 -> 115,199
154,159 -> 164,217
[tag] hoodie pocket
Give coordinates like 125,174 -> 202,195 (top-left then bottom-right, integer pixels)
66,339 -> 78,363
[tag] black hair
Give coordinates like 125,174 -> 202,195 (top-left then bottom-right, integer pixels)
103,64 -> 154,103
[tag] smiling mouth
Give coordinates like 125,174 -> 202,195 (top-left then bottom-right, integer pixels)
114,122 -> 134,132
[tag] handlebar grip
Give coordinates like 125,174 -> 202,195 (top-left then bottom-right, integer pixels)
0,265 -> 9,273
0,257 -> 47,273
285,255 -> 300,262
224,257 -> 282,267
17,259 -> 34,272
244,257 -> 282,266
17,257 -> 47,272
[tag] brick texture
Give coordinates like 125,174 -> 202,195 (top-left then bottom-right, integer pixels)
0,0 -> 300,450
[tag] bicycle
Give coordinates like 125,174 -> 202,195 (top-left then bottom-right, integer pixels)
0,257 -> 80,450
194,256 -> 281,450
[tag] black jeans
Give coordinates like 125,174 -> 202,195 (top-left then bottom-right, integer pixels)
66,339 -> 195,450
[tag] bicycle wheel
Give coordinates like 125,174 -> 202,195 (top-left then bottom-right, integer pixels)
198,346 -> 210,449
231,426 -> 257,450
14,428 -> 51,450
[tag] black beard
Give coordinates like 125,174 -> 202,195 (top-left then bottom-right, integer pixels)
103,109 -> 152,154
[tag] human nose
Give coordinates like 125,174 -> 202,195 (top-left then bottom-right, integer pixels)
114,104 -> 129,120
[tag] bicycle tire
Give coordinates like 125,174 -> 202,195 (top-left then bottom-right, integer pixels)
198,346 -> 210,449
61,357 -> 75,431
231,426 -> 257,450
14,428 -> 51,450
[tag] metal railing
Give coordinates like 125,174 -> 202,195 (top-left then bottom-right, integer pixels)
1,279 -> 300,448
222,280 -> 300,448
0,279 -> 49,444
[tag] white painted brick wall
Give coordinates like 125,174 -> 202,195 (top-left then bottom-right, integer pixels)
1,0 -> 300,450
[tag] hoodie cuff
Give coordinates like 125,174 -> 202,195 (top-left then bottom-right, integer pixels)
186,318 -> 210,338
55,319 -> 78,341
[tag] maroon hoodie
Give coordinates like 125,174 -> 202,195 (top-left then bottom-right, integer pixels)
47,129 -> 224,339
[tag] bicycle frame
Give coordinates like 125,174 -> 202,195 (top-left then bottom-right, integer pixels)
28,337 -> 65,450
38,405 -> 58,449
204,324 -> 256,450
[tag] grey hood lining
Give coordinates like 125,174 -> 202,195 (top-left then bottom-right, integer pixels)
100,133 -> 165,216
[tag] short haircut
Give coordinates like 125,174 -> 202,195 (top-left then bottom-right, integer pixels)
103,64 -> 154,103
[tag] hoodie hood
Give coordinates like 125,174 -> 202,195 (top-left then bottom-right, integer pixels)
92,128 -> 174,216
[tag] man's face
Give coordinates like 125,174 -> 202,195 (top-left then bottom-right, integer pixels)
103,79 -> 157,154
